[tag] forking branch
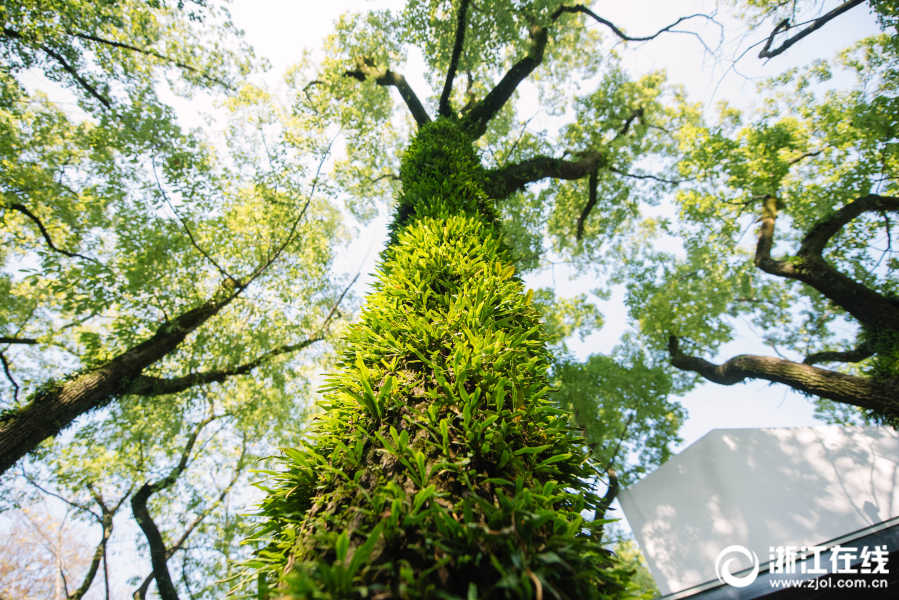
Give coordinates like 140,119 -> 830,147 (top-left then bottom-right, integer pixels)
344,57 -> 431,126
460,6 -> 716,138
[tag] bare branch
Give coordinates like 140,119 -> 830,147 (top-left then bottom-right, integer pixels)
6,203 -> 98,263
1,351 -> 20,403
127,337 -> 321,397
0,282 -> 239,476
753,194 -> 899,334
128,273 -> 358,397
799,194 -> 899,258
758,1 -> 867,59
151,162 -> 236,285
461,23 -> 548,138
608,167 -> 680,185
555,6 -> 715,43
345,58 -> 431,126
439,0 -> 471,117
133,446 -> 247,599
132,415 -> 218,600
2,29 -> 114,109
617,107 -> 644,137
788,149 -> 823,166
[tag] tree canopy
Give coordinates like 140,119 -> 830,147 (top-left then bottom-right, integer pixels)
1,0 -> 896,598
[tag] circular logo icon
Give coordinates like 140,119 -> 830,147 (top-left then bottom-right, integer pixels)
715,545 -> 760,588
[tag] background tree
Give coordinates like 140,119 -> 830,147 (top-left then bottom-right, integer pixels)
0,503 -> 96,600
0,0 -> 348,473
620,11 -> 899,424
1,2 -> 356,598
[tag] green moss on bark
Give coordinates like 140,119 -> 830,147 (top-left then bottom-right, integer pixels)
244,120 -> 632,599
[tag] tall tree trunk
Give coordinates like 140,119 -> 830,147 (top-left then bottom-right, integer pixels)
251,120 -> 628,599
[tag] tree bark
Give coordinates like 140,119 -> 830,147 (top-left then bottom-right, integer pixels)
131,416 -> 214,600
668,337 -> 899,413
484,151 -> 602,199
754,194 -> 899,334
0,287 -> 236,476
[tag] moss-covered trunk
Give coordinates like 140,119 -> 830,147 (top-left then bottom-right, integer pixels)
251,120 -> 628,599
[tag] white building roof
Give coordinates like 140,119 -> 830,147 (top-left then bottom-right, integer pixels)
618,425 -> 899,596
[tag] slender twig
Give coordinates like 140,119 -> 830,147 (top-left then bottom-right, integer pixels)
68,31 -> 231,88
788,149 -> 823,166
608,167 -> 680,185
500,113 -> 539,169
151,160 -> 235,284
242,129 -> 342,291
6,203 -> 98,262
556,6 -> 716,43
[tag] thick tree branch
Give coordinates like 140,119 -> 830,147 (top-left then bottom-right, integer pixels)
0,283 -> 239,476
345,58 -> 431,126
439,0 -> 471,117
799,194 -> 899,258
6,203 -> 97,262
128,272 -> 357,397
668,336 -> 899,413
758,1 -> 867,59
754,194 -> 899,333
132,416 -> 216,600
461,23 -> 548,138
0,336 -> 38,345
804,344 -> 873,366
484,151 -> 602,199
461,7 -> 710,138
576,168 -> 599,241
128,338 -> 320,396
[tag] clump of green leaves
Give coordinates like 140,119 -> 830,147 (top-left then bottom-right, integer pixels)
242,120 -> 633,599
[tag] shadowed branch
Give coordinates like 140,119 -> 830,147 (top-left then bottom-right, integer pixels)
345,58 -> 431,126
758,0 -> 866,59
439,0 -> 471,117
754,194 -> 899,333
